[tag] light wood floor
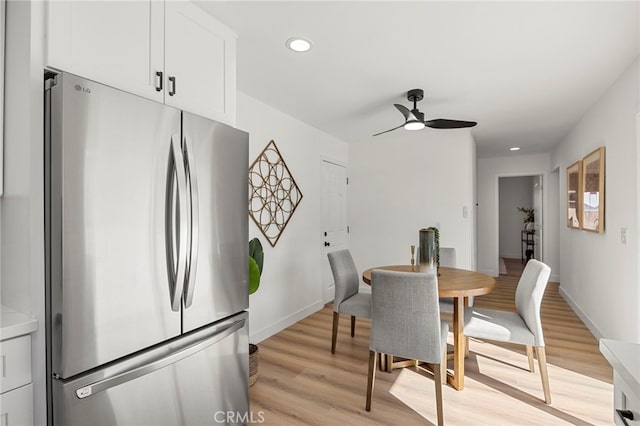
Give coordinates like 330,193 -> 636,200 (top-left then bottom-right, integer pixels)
249,259 -> 613,425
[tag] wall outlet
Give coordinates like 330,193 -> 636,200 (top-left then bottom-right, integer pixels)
462,206 -> 468,219
621,227 -> 627,244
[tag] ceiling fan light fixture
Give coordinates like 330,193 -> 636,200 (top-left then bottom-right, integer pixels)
404,120 -> 425,131
286,37 -> 312,53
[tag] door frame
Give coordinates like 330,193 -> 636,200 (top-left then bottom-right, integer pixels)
320,157 -> 350,303
494,171 -> 547,275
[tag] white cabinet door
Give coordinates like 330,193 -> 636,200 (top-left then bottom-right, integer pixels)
47,1 -> 164,103
164,1 -> 236,124
0,384 -> 34,426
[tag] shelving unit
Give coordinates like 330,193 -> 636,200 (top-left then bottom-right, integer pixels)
521,230 -> 535,262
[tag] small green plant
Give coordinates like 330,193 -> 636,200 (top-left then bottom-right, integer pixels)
518,207 -> 535,223
249,238 -> 264,295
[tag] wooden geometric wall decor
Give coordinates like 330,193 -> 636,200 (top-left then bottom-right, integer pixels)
248,140 -> 303,247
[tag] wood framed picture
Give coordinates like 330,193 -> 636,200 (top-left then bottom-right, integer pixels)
581,146 -> 605,233
567,161 -> 582,229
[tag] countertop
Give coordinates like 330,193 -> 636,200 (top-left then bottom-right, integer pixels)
600,338 -> 640,396
0,305 -> 38,340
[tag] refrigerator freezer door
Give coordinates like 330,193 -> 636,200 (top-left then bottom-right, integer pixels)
52,312 -> 249,426
181,113 -> 249,331
47,73 -> 182,378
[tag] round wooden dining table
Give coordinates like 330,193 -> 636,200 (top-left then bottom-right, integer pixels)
362,265 -> 495,391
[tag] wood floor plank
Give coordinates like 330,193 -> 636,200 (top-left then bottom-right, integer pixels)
249,259 -> 613,425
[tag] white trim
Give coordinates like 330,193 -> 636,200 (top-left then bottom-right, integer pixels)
559,286 -> 604,340
320,158 -> 350,303
0,0 -> 5,196
549,274 -> 560,283
320,156 -> 348,169
494,171 -> 548,275
249,300 -> 324,344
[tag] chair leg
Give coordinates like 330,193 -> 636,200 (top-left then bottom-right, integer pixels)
365,350 -> 377,411
433,362 -> 444,426
535,346 -> 552,404
351,315 -> 356,337
331,312 -> 339,354
526,345 -> 535,372
386,354 -> 393,372
465,336 -> 470,358
440,349 -> 448,384
378,352 -> 386,371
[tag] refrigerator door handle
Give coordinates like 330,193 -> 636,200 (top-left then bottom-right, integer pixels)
166,134 -> 188,312
183,135 -> 199,308
74,318 -> 246,400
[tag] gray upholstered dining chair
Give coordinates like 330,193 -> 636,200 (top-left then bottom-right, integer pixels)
463,259 -> 552,404
366,269 -> 447,426
327,249 -> 371,354
438,247 -> 474,312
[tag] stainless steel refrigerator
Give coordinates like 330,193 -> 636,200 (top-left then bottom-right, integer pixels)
44,71 -> 249,425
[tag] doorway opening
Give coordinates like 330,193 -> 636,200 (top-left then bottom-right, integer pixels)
496,174 -> 544,273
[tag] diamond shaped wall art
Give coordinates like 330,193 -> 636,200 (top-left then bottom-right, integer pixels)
248,140 -> 303,247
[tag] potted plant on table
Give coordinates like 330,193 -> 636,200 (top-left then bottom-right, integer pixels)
248,237 -> 264,387
518,207 -> 535,231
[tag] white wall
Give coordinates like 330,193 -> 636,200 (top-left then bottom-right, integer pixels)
0,2 -> 47,424
349,130 -> 476,279
498,176 -> 533,259
551,58 -> 639,342
237,91 -> 348,343
477,153 -> 558,280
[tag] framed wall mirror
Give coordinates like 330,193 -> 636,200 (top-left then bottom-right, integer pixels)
566,160 -> 582,229
581,147 -> 605,233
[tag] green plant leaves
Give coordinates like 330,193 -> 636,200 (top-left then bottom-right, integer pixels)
249,237 -> 264,276
249,256 -> 261,295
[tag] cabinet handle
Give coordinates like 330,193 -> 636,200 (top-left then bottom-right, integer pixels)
155,71 -> 163,92
168,76 -> 176,96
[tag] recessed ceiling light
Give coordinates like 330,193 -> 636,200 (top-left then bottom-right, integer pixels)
510,147 -> 521,151
286,37 -> 312,53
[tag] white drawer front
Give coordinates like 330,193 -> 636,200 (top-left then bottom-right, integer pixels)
0,335 -> 32,394
0,383 -> 34,426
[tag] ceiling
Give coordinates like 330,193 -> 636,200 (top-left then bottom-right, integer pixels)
198,1 -> 639,158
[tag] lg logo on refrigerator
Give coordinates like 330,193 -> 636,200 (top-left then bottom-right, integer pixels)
74,84 -> 91,94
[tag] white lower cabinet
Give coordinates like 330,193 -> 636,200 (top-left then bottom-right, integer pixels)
0,307 -> 37,426
0,383 -> 34,426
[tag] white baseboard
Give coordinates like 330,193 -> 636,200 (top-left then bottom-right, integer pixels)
558,286 -> 604,340
500,253 -> 521,260
549,274 -> 560,283
249,300 -> 324,344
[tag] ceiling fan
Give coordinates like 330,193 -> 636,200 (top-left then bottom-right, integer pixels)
373,89 -> 477,136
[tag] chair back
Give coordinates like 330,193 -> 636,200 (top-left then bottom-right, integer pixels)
327,250 -> 360,312
439,247 -> 457,268
515,259 -> 551,346
370,269 -> 443,363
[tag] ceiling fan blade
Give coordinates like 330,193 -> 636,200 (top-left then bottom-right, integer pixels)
394,104 -> 417,121
373,123 -> 404,137
424,119 -> 477,129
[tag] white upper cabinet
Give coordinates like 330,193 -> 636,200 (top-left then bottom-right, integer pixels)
165,1 -> 236,124
47,1 -> 164,103
47,1 -> 237,125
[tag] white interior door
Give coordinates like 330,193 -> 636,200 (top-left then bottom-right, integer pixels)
321,160 -> 349,303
